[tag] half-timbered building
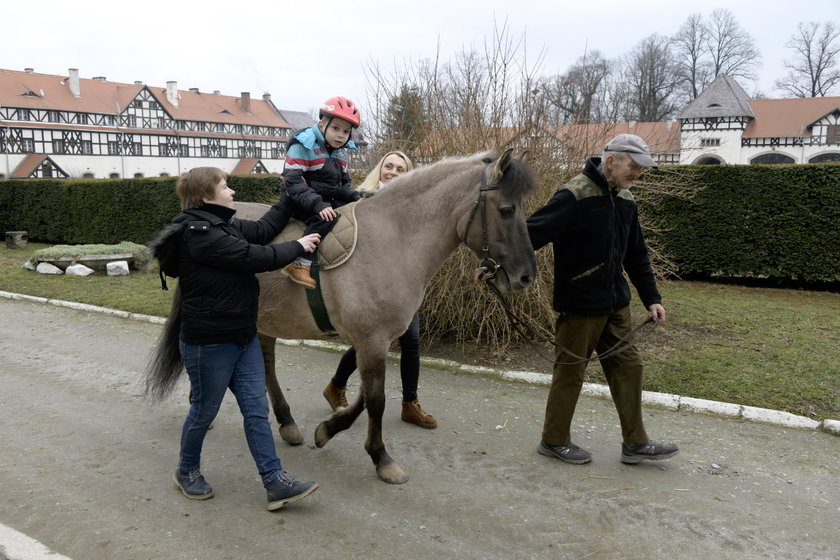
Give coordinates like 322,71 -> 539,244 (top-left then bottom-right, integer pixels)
0,67 -> 318,179
679,74 -> 840,164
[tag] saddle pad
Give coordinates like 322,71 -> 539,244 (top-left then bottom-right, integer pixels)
273,201 -> 359,270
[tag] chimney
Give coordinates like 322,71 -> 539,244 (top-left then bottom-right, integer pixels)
93,76 -> 107,82
134,81 -> 143,85
68,68 -> 80,98
189,87 -> 199,93
166,81 -> 180,108
213,90 -> 220,95
628,120 -> 637,129
241,92 -> 251,113
24,67 -> 34,74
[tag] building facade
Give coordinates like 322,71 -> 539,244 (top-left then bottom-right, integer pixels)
679,75 -> 840,165
0,68 -> 318,179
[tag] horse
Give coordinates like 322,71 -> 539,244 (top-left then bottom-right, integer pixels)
147,149 -> 537,484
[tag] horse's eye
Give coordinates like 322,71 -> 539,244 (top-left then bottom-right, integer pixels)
499,206 -> 515,218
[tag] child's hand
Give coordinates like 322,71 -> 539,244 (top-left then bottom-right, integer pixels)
319,207 -> 338,221
296,233 -> 321,253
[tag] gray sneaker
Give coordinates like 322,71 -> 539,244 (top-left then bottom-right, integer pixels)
538,440 -> 592,464
173,468 -> 214,500
265,471 -> 319,511
621,440 -> 680,464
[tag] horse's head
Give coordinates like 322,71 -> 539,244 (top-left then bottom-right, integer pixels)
460,148 -> 537,293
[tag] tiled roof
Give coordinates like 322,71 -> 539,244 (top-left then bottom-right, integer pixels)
0,68 -> 291,128
231,158 -> 260,174
744,97 -> 840,138
11,154 -> 46,178
678,75 -> 755,119
546,121 -> 681,154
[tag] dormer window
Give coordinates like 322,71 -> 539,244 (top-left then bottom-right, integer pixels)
707,103 -> 722,108
701,138 -> 721,147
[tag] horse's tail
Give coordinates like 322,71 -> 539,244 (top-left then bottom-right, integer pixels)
144,285 -> 184,401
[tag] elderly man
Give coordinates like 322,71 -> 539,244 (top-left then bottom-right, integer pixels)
527,134 -> 679,465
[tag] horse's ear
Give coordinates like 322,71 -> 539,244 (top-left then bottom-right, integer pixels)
516,149 -> 529,162
488,148 -> 514,184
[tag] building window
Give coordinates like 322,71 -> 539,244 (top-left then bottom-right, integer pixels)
157,117 -> 167,129
108,141 -> 120,155
196,122 -> 206,132
130,142 -> 142,155
107,116 -> 116,126
179,143 -> 189,157
809,152 -> 840,163
134,172 -> 144,178
18,109 -> 31,121
159,172 -> 170,177
827,125 -> 840,145
82,172 -> 95,178
48,111 -> 60,123
215,123 -> 224,132
81,140 -> 93,154
132,100 -> 143,108
701,138 -> 721,147
42,164 -> 53,178
109,172 -> 120,179
53,139 -> 65,154
21,138 -> 35,152
77,113 -> 89,125
750,153 -> 795,164
125,115 -> 137,127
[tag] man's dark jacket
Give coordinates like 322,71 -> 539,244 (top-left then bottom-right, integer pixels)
527,157 -> 661,315
164,202 -> 305,345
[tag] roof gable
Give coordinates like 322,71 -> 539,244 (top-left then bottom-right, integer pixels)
744,97 -> 840,138
679,75 -> 755,120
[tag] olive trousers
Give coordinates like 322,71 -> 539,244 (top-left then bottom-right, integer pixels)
542,306 -> 649,447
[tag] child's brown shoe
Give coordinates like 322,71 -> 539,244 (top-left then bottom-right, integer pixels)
282,263 -> 316,289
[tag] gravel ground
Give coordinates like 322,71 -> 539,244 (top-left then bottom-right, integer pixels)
1,297 -> 839,560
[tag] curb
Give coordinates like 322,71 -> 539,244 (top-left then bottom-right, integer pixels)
2,290 -> 837,436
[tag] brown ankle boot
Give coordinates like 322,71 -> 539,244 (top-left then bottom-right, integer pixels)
323,382 -> 348,411
401,399 -> 438,429
282,263 -> 316,289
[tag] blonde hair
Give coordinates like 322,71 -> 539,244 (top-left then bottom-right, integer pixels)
176,167 -> 226,210
357,151 -> 414,193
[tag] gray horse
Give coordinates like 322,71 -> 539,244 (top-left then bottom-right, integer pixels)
147,149 -> 537,484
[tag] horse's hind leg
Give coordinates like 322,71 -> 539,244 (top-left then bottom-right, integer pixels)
314,395 -> 366,447
259,333 -> 303,445
359,353 -> 408,484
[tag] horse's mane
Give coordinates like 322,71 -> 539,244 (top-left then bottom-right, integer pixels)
366,151 -> 537,200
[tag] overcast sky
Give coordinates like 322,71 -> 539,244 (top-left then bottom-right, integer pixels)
5,0 -> 838,118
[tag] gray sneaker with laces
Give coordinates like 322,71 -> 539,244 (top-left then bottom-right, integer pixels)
538,440 -> 592,464
621,440 -> 680,464
173,468 -> 214,500
265,471 -> 319,511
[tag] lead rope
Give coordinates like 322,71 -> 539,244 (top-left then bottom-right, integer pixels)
484,280 -> 657,366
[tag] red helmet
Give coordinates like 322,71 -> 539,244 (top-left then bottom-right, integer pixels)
319,96 -> 361,128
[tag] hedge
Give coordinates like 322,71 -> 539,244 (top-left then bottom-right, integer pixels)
643,164 -> 840,283
1,164 -> 838,283
0,174 -> 283,245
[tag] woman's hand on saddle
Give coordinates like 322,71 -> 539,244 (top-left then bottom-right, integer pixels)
297,233 -> 321,253
319,207 -> 338,221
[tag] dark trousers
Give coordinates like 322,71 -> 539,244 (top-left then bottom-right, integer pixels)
332,312 -> 422,402
542,306 -> 648,447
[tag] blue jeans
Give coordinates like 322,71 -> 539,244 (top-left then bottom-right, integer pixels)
178,336 -> 282,485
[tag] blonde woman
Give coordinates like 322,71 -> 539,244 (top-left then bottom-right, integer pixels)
322,151 -> 438,429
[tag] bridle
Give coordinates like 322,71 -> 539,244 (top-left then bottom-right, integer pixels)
463,158 -> 502,280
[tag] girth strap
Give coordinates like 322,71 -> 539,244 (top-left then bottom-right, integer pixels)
305,251 -> 337,334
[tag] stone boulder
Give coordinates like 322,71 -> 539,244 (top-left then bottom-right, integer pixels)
66,264 -> 95,277
106,261 -> 130,276
36,262 -> 63,275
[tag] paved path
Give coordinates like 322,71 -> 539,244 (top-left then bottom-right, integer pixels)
1,297 -> 838,559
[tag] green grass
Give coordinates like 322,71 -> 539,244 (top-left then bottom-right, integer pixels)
2,243 -> 839,420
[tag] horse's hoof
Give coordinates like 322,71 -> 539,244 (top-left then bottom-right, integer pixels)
376,463 -> 408,485
314,422 -> 332,448
279,423 -> 303,445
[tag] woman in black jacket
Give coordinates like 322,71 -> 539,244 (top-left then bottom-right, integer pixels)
165,167 -> 320,511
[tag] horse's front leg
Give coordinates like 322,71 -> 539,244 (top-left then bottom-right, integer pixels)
259,333 -> 303,445
360,352 -> 408,484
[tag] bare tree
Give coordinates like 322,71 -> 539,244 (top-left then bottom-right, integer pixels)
624,34 -> 680,121
706,8 -> 760,82
541,50 -> 611,125
673,13 -> 713,102
775,21 -> 840,97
